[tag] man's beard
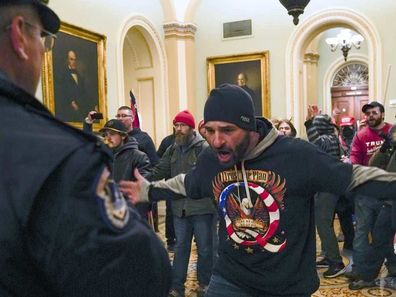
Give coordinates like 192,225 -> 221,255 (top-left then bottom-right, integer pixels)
215,131 -> 250,167
175,130 -> 193,146
367,117 -> 383,128
104,140 -> 121,151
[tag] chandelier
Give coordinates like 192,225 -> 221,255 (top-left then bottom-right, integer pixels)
279,0 -> 311,25
325,29 -> 364,61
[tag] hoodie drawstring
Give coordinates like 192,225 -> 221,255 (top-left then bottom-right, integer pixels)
234,161 -> 253,210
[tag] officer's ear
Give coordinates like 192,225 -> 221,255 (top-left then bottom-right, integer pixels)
9,16 -> 29,60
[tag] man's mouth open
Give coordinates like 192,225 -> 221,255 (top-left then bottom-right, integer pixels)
216,150 -> 232,163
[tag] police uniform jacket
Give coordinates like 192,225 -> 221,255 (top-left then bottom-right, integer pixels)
0,74 -> 171,297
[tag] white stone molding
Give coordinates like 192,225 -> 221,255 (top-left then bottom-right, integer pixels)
303,52 -> 320,64
163,21 -> 197,39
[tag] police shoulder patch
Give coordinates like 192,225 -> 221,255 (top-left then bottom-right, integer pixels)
96,168 -> 130,230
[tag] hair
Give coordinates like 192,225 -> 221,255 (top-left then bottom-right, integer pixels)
118,106 -> 134,117
238,72 -> 248,81
67,50 -> 76,58
118,106 -> 132,112
0,5 -> 39,38
270,118 -> 281,127
276,119 -> 297,138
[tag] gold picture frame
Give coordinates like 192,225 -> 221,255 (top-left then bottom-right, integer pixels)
42,22 -> 107,130
207,51 -> 270,118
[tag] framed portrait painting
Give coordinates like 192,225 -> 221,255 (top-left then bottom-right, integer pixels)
41,22 -> 107,129
207,51 -> 270,117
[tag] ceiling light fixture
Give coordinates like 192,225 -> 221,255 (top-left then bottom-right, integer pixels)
279,0 -> 311,25
325,29 -> 364,61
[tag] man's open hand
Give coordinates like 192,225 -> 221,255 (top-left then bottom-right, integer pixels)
119,168 -> 145,204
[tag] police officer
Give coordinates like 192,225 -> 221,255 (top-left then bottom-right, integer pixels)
0,1 -> 171,296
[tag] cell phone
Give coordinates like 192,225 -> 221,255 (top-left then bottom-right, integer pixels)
91,112 -> 103,120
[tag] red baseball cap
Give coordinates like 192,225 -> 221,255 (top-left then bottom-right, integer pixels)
339,116 -> 355,127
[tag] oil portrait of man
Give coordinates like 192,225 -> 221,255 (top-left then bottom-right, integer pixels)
52,31 -> 99,123
213,59 -> 264,117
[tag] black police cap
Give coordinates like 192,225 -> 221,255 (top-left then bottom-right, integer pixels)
0,0 -> 60,34
362,101 -> 385,113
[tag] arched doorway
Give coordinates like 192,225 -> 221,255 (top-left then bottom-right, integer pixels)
330,62 -> 369,125
118,16 -> 169,145
285,8 -> 382,134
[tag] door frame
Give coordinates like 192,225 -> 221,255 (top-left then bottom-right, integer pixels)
323,53 -> 368,115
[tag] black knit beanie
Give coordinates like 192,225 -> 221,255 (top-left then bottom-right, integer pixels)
204,83 -> 256,131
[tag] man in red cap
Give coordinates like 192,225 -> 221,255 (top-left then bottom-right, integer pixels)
148,110 -> 217,297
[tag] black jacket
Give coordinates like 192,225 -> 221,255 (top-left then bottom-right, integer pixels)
112,137 -> 152,182
150,133 -> 215,217
157,133 -> 175,158
0,73 -> 171,297
184,119 -> 396,297
83,122 -> 159,167
151,117 -> 396,296
305,115 -> 341,159
129,128 -> 159,166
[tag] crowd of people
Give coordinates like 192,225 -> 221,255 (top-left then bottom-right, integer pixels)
120,84 -> 396,296
2,1 -> 396,297
271,102 -> 396,290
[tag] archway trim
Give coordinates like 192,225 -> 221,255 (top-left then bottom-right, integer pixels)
285,8 -> 382,131
117,14 -> 169,142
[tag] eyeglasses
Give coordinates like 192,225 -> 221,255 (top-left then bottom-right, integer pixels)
4,20 -> 56,52
24,21 -> 56,52
115,114 -> 133,118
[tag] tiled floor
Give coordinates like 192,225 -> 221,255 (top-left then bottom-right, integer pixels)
156,217 -> 396,297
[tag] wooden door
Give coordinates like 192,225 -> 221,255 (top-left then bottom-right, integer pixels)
331,85 -> 369,125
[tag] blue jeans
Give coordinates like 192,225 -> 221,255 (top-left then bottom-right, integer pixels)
335,194 -> 355,250
352,194 -> 382,273
172,214 -> 215,295
315,192 -> 342,263
205,274 -> 253,297
359,204 -> 396,280
212,214 -> 219,266
165,199 -> 175,245
205,274 -> 311,297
